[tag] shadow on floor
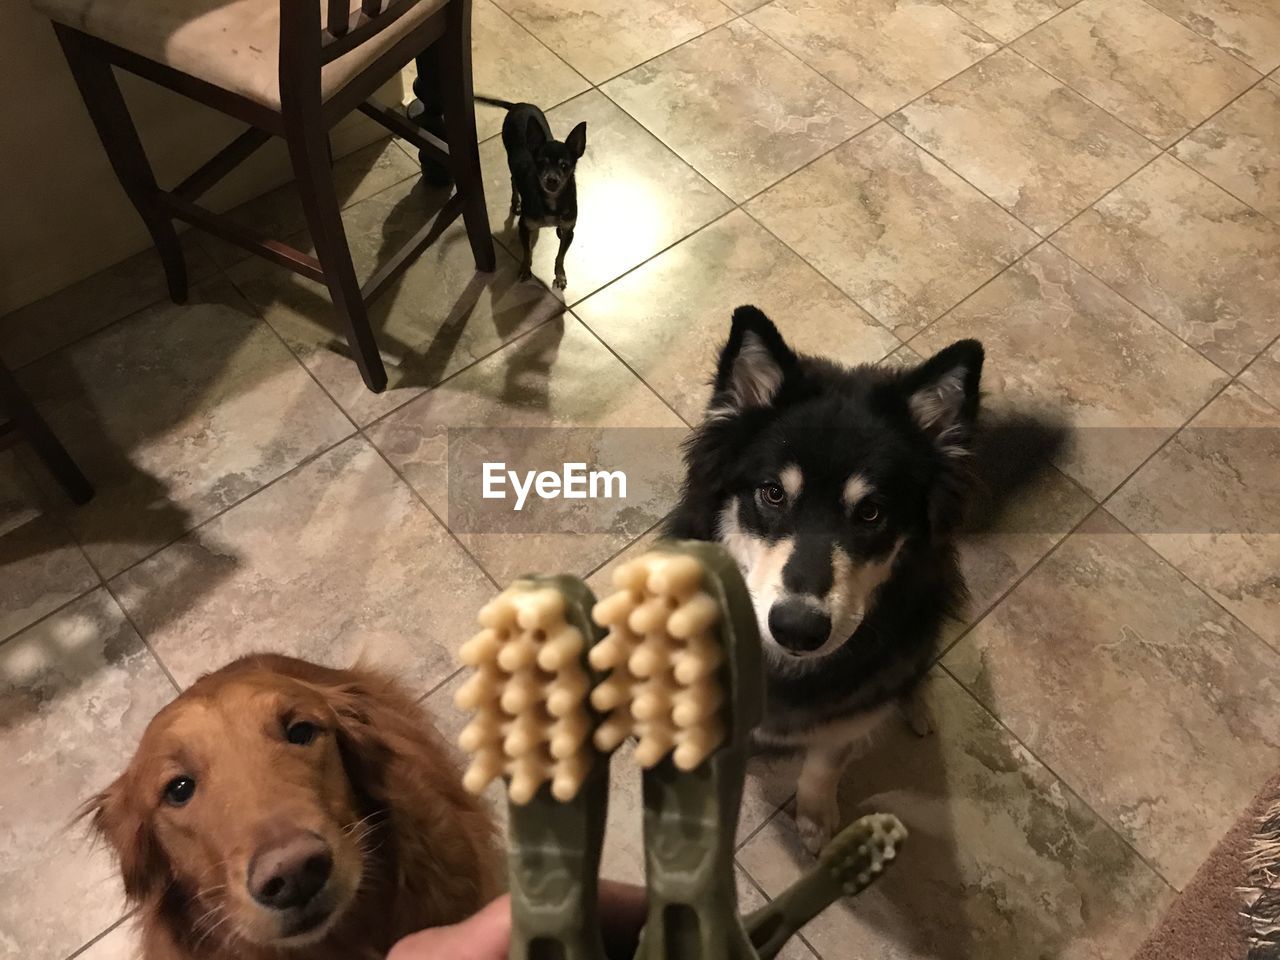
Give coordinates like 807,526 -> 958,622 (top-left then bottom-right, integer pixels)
250,174 -> 567,402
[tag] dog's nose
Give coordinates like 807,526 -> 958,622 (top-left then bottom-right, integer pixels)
248,832 -> 333,910
768,601 -> 832,654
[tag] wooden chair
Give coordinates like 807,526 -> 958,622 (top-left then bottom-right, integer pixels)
34,0 -> 495,394
0,356 -> 93,504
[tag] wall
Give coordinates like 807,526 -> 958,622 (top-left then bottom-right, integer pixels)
0,1 -> 406,314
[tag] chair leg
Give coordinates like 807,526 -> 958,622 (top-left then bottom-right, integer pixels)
437,0 -> 496,273
408,54 -> 453,187
0,361 -> 93,505
286,122 -> 388,393
53,25 -> 188,305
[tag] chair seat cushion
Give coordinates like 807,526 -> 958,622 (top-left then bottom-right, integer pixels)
33,0 -> 448,109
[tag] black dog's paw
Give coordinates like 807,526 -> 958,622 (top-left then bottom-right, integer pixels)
553,274 -> 567,291
517,267 -> 534,282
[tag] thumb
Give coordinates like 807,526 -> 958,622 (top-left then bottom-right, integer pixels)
388,894 -> 513,960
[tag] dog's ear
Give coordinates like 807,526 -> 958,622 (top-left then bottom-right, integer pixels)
525,115 -> 547,150
80,774 -> 167,902
314,676 -> 400,801
711,305 -> 798,414
900,339 -> 983,447
565,121 -> 587,160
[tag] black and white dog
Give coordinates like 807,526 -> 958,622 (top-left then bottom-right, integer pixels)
668,305 -> 983,852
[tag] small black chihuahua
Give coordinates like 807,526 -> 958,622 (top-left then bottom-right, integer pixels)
477,97 -> 586,290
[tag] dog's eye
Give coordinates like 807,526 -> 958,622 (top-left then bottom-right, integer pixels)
758,482 -> 786,508
286,721 -> 320,746
856,501 -> 882,524
164,776 -> 196,807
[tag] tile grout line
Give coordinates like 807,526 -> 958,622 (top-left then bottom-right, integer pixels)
1134,0 -> 1270,75
722,16 -> 881,119
579,512 -> 672,581
562,0 -> 1275,383
358,430 -> 503,592
1044,234 -> 1241,374
607,0 -> 1280,880
905,138 -> 1264,381
931,468 -> 1275,899
0,578 -> 104,654
1001,44 -> 1182,151
733,811 -> 823,958
1167,146 -> 1280,232
929,0 -> 1006,44
485,0 -> 742,90
62,915 -> 130,960
68,431 -> 357,601
476,0 -> 593,92
934,358 -> 1241,667
734,854 -> 824,958
103,577 -> 185,695
912,325 -> 1280,901
732,0 -> 1279,363
2,450 -> 109,649
4,458 -> 193,694
593,18 -> 882,200
214,250 -> 363,437
932,505 -> 1096,664
736,795 -> 791,852
587,4 -> 745,88
1095,326 -> 1280,658
752,186 -> 1027,345
418,664 -> 466,704
897,237 -> 1048,351
1101,504 -> 1280,662
212,233 -> 516,618
1151,65 -> 1270,155
1159,65 -> 1280,230
711,10 -> 1057,339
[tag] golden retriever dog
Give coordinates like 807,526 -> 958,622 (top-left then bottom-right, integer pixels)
84,655 -> 502,960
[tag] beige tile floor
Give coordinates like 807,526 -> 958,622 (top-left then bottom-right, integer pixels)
3,0 -> 1280,957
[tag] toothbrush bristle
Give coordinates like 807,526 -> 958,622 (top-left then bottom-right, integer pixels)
819,814 -> 908,896
590,551 -> 727,769
456,585 -> 594,804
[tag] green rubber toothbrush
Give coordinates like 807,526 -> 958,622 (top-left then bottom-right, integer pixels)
455,543 -> 907,960
456,574 -> 611,960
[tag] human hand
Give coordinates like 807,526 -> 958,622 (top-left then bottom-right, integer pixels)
388,880 -> 647,960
